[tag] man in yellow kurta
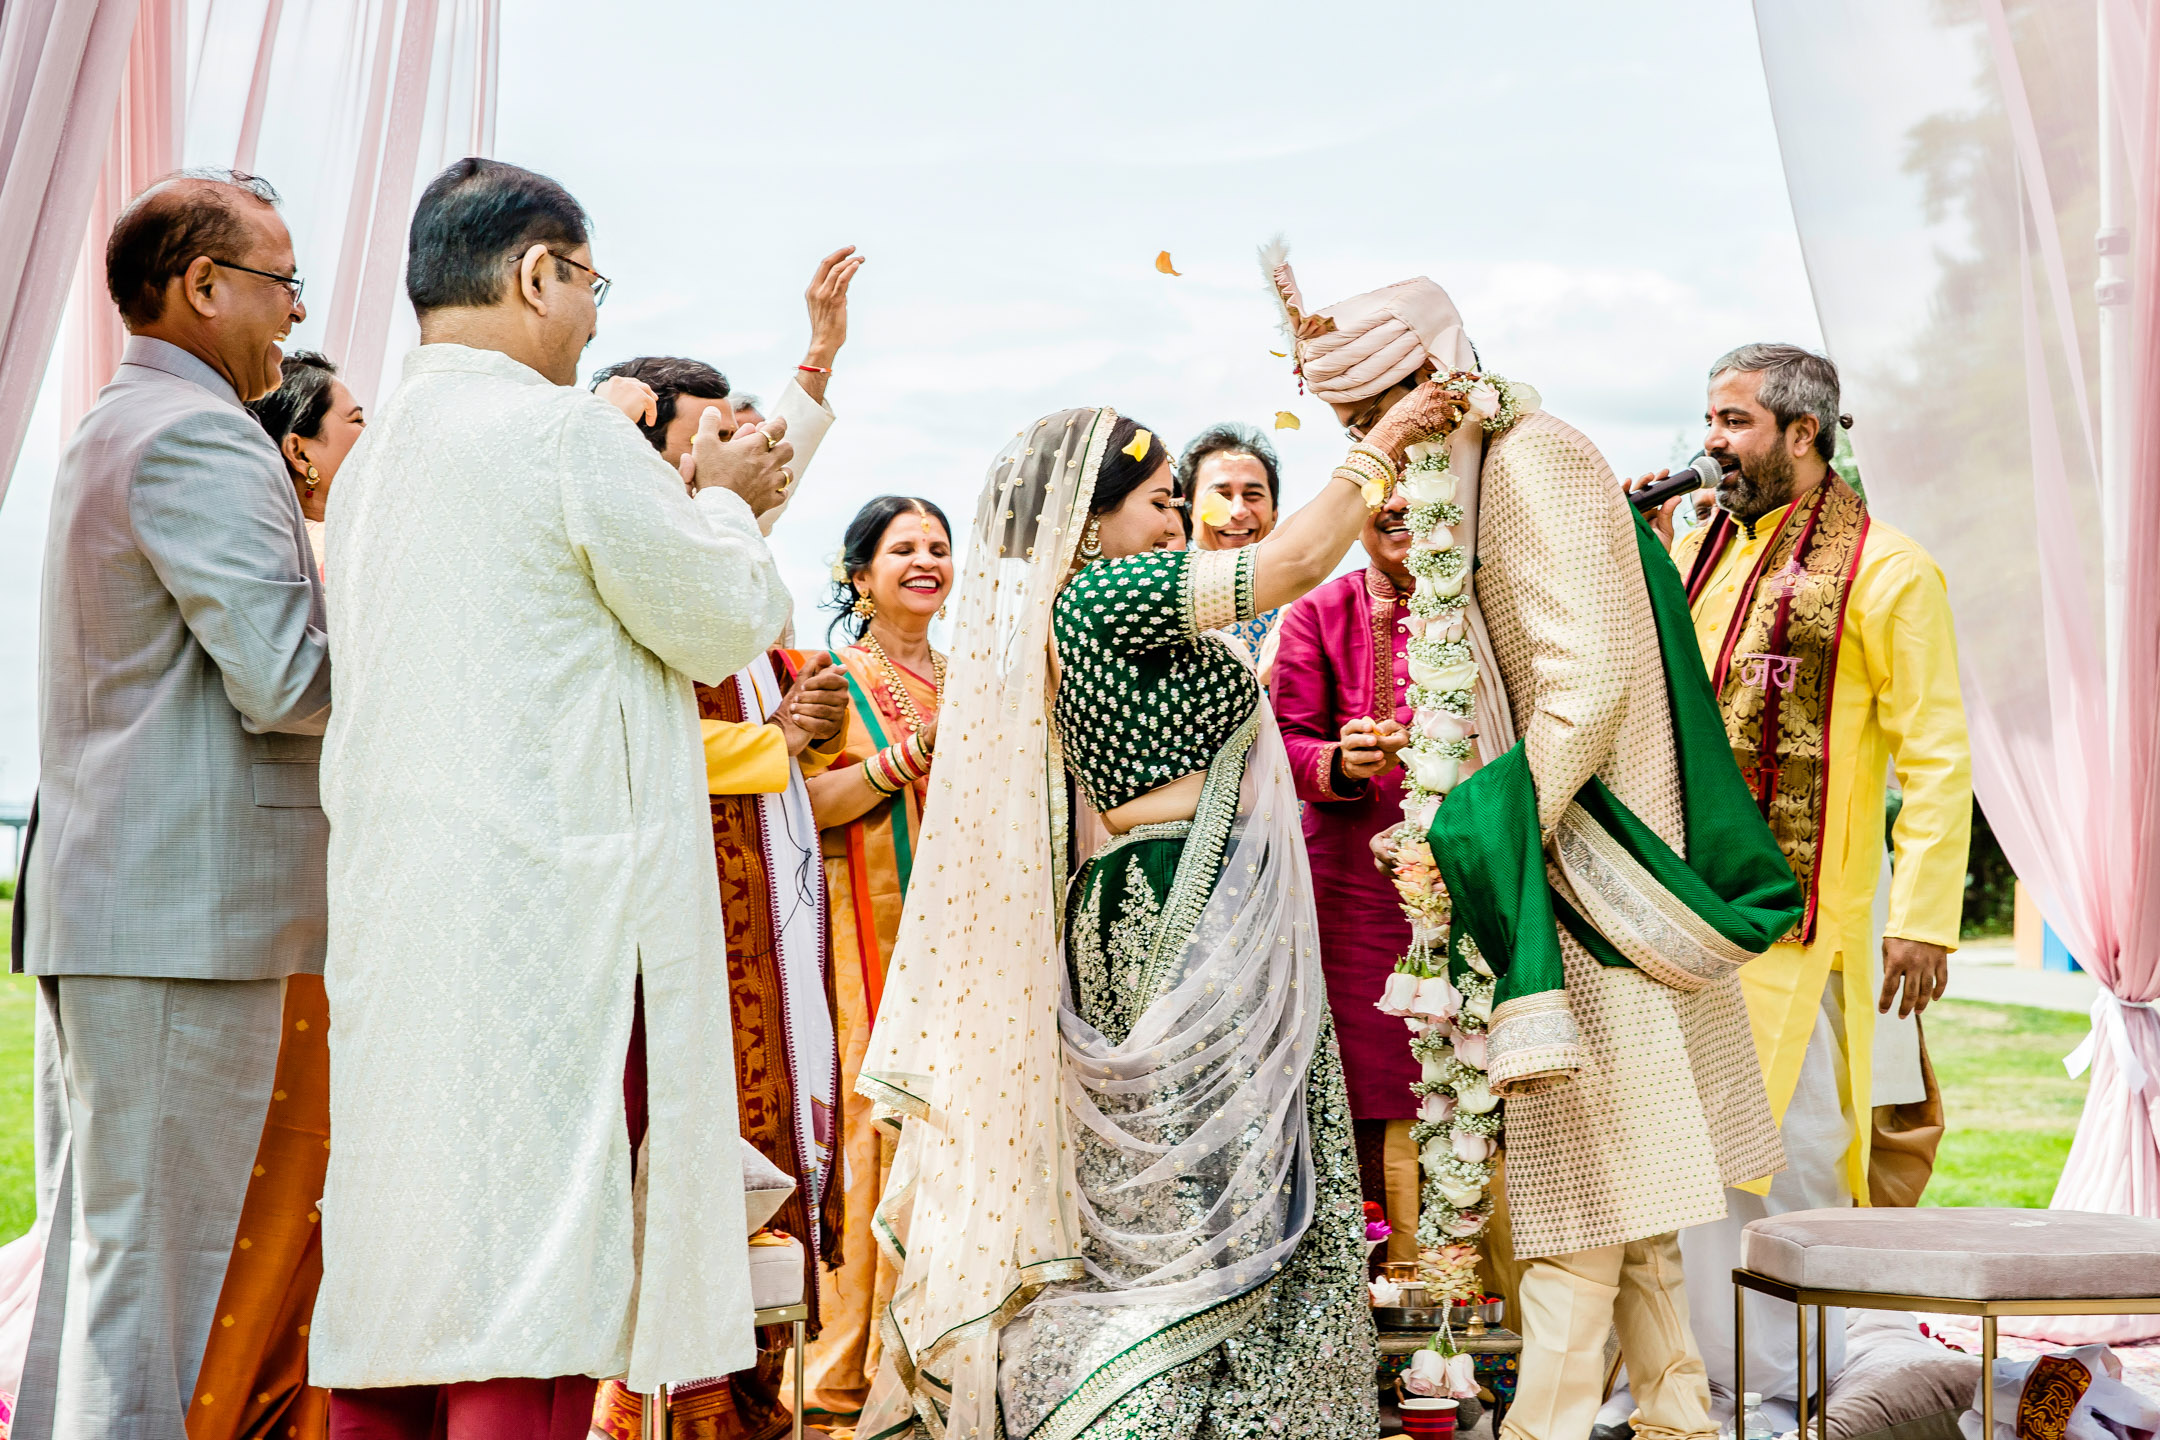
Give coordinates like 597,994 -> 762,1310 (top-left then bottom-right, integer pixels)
1613,343 -> 1971,1435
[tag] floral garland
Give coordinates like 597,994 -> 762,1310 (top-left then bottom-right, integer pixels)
1371,370 -> 1538,1314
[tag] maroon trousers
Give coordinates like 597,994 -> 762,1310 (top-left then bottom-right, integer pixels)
328,982 -> 650,1440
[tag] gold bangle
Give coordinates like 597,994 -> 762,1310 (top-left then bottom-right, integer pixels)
1348,443 -> 1400,482
1336,452 -> 1396,512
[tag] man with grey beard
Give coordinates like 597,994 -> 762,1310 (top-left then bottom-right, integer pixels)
1624,343 -> 1971,1436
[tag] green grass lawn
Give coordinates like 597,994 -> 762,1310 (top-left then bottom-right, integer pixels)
0,902 -> 2097,1239
0,891 -> 32,1243
1919,997 -> 2092,1207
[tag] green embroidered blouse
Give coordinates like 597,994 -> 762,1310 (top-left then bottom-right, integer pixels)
1052,546 -> 1261,812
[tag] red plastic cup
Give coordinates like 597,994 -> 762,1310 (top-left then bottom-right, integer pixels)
1400,1396 -> 1458,1440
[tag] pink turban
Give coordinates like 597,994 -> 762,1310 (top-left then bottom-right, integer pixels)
1262,241 -> 1477,403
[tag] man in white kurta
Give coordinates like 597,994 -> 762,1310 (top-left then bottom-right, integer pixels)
314,158 -> 799,1417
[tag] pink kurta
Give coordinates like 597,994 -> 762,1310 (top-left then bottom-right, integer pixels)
1273,567 -> 1420,1120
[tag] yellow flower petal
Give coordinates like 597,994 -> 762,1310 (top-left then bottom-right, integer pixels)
1269,350 -> 1287,358
1154,250 -> 1181,276
1273,410 -> 1301,431
1196,492 -> 1234,528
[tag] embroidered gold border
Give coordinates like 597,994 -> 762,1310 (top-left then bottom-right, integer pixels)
1027,1284 -> 1273,1440
855,1070 -> 933,1122
1485,990 -> 1584,1095
1184,546 -> 1247,636
1550,802 -> 1753,994
1138,709 -> 1259,997
885,1252 -> 1088,1438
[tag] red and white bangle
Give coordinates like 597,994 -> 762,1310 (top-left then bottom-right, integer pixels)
797,363 -> 832,375
862,736 -> 930,796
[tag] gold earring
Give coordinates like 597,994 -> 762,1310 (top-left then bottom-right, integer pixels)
303,463 -> 321,495
1080,517 -> 1103,561
853,590 -> 877,621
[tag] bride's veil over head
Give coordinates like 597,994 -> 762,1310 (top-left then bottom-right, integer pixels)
855,408 -> 1114,1438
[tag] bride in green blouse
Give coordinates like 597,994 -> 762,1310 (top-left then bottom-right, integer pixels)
855,400 -> 1452,1440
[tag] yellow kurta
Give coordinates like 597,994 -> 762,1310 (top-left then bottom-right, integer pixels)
703,707 -> 845,795
1673,497 -> 1971,1201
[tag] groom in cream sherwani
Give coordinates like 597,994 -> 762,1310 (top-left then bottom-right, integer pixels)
314,158 -> 800,1435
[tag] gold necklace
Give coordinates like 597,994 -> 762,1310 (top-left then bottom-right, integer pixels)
861,630 -> 944,735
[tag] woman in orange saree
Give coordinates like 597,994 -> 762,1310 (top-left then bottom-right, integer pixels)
796,496 -> 953,1427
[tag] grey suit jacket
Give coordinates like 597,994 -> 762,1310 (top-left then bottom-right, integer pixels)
19,336 -> 333,981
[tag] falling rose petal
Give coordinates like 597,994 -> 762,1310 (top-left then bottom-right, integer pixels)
1196,492 -> 1234,528
1274,411 -> 1301,430
1155,251 -> 1181,276
1270,350 -> 1288,358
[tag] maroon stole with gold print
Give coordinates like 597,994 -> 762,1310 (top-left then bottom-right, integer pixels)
1682,477 -> 1870,944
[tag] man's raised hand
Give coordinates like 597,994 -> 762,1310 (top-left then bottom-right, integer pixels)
685,408 -> 795,515
804,245 -> 865,366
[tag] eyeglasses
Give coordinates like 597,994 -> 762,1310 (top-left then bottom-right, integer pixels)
544,249 -> 611,306
207,259 -> 304,303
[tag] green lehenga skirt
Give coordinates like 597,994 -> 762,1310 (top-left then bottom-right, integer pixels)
1022,824 -> 1378,1440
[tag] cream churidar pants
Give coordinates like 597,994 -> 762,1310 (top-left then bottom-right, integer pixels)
1599,975 -> 1856,1436
1500,1231 -> 1716,1440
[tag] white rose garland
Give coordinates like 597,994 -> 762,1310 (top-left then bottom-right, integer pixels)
1370,371 -> 1538,1312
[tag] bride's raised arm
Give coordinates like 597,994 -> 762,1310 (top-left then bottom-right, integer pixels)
1247,378 -> 1462,615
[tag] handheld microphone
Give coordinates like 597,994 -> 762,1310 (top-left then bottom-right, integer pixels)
1629,453 -> 1722,512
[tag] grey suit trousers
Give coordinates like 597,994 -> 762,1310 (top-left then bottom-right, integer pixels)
15,976 -> 284,1440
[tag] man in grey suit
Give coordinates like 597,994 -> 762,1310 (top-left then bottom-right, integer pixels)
11,170 -> 330,1439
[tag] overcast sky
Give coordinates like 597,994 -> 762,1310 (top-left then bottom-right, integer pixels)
0,0 -> 1822,805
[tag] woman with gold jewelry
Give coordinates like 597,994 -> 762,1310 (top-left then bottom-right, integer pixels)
853,401 -> 1460,1440
799,494 -> 954,1423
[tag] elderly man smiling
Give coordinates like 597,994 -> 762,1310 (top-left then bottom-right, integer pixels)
18,168 -> 327,1440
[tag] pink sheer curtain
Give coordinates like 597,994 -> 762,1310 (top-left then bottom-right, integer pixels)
1753,0 -> 2160,1342
54,0 -> 499,440
0,0 -> 145,510
63,0 -> 181,429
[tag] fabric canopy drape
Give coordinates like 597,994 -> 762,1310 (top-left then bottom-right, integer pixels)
51,0 -> 499,445
0,0 -> 146,511
1752,0 -> 2160,1343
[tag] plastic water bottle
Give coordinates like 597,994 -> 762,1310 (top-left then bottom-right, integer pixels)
1742,1392 -> 1773,1440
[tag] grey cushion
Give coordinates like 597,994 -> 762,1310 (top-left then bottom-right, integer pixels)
1828,1311 -> 1978,1440
1743,1207 -> 2160,1301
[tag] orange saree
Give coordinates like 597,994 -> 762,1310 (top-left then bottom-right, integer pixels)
186,976 -> 331,1439
796,645 -> 938,1420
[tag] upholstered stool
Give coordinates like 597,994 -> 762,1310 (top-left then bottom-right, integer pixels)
638,1145 -> 812,1440
1735,1207 -> 2160,1439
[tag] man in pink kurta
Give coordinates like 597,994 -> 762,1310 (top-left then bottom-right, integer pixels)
1272,493 -> 1421,1261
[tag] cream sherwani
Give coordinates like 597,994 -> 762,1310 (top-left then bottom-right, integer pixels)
1472,413 -> 1785,1440
315,343 -> 790,1390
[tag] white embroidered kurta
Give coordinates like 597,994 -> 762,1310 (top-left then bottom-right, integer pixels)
315,343 -> 790,1389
